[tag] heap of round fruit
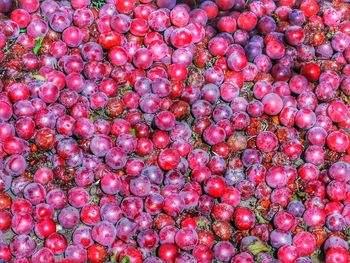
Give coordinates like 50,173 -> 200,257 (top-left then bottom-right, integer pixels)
0,0 -> 350,262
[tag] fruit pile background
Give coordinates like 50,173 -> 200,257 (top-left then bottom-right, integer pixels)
0,0 -> 350,262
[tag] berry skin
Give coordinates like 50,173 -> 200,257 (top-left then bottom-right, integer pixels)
1,0 -> 350,262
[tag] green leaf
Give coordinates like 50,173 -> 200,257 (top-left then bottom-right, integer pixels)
120,87 -> 132,95
243,81 -> 254,90
33,37 -> 44,55
121,256 -> 130,263
310,252 -> 322,263
31,74 -> 45,81
90,0 -> 107,9
243,240 -> 271,255
110,253 -> 117,263
255,211 -> 269,224
20,29 -> 26,33
344,227 -> 350,237
196,221 -> 206,228
130,129 -> 135,135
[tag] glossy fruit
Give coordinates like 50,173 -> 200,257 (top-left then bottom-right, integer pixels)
0,0 -> 348,262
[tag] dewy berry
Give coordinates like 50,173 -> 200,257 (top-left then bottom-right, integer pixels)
0,0 -> 350,262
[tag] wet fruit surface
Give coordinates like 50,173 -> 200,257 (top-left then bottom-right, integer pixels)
0,0 -> 350,262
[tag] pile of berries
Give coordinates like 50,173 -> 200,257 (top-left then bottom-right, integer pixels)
0,0 -> 350,262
